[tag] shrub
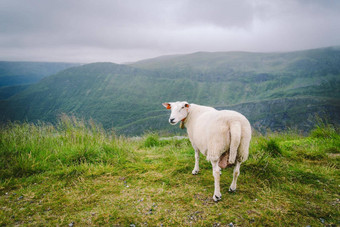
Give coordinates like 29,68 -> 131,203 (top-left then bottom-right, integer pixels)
143,134 -> 160,147
263,139 -> 282,157
310,118 -> 339,139
310,124 -> 338,139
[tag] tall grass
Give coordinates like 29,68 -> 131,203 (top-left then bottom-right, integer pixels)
0,114 -> 136,181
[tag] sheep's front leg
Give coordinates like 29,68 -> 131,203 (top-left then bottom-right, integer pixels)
211,160 -> 222,201
192,149 -> 200,175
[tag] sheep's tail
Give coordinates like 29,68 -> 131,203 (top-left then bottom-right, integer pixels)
228,121 -> 241,164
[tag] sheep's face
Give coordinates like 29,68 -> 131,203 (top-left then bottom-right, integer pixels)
162,101 -> 190,125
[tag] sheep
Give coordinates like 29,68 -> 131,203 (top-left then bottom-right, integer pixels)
162,101 -> 251,202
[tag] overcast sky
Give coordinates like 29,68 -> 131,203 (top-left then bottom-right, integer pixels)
0,0 -> 340,63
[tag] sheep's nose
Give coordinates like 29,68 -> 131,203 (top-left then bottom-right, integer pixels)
170,118 -> 175,124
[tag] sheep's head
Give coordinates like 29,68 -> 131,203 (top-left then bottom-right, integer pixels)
162,101 -> 190,125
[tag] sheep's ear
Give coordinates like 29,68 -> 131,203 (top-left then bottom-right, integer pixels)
162,103 -> 171,109
184,103 -> 190,108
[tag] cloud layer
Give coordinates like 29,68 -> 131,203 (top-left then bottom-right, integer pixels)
0,0 -> 340,63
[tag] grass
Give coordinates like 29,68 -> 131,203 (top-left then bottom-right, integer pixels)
0,116 -> 339,226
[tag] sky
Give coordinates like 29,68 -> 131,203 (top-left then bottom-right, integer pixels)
0,0 -> 340,64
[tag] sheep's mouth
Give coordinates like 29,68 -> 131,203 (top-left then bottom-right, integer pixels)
169,118 -> 178,125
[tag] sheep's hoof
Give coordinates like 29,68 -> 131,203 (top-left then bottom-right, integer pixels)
228,188 -> 236,193
192,170 -> 199,175
213,195 -> 222,202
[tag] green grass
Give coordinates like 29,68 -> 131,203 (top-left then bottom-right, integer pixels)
0,116 -> 339,226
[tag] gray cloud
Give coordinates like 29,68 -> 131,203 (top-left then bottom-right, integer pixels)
176,0 -> 254,28
0,0 -> 339,63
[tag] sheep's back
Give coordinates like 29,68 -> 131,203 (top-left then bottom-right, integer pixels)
188,109 -> 251,161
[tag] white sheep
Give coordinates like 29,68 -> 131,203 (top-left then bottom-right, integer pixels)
162,101 -> 251,202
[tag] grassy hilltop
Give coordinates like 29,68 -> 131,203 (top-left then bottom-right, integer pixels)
0,116 -> 339,226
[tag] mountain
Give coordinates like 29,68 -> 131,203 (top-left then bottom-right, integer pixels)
0,84 -> 30,100
0,61 -> 81,99
0,61 -> 81,87
0,47 -> 339,135
131,47 -> 340,104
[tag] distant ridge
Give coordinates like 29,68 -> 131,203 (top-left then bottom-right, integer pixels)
0,61 -> 81,87
131,46 -> 340,65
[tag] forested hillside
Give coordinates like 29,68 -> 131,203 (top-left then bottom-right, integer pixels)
0,61 -> 80,87
0,47 -> 339,135
0,61 -> 80,99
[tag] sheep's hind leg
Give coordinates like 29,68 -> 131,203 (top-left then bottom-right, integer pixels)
229,161 -> 241,192
192,149 -> 200,175
211,160 -> 222,202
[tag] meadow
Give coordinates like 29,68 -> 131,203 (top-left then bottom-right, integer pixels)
0,115 -> 339,226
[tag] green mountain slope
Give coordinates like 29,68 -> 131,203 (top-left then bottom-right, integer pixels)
0,84 -> 30,100
132,47 -> 340,78
0,61 -> 80,87
1,47 -> 339,135
131,47 -> 340,103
